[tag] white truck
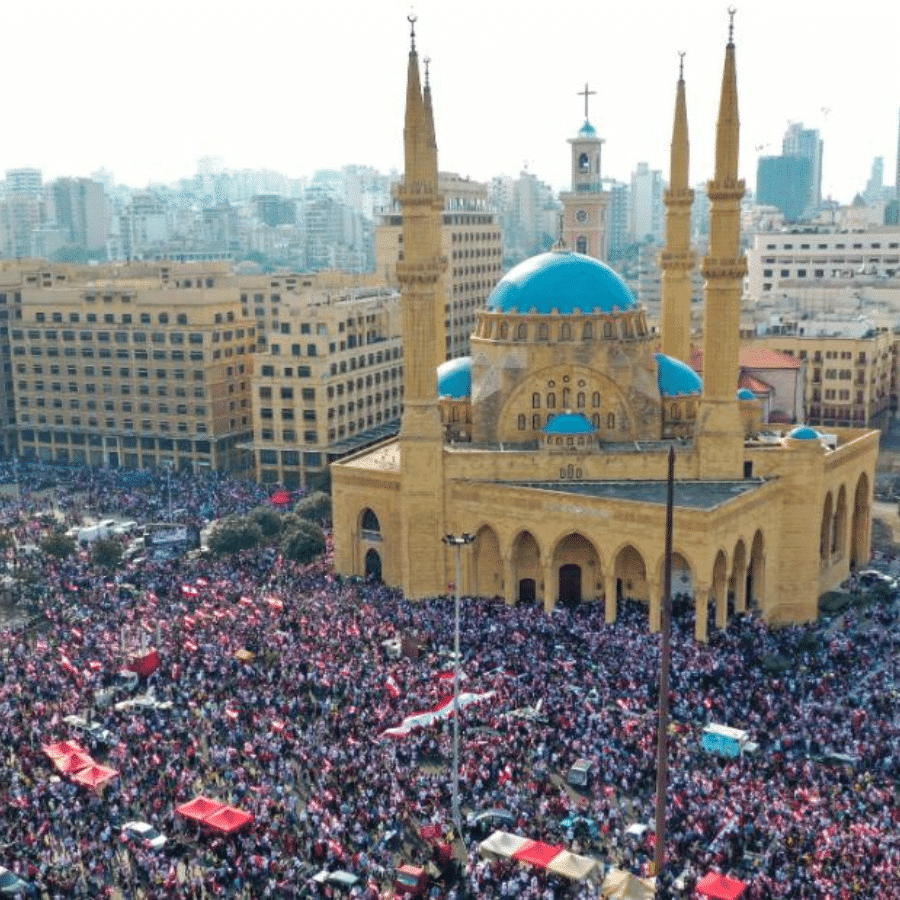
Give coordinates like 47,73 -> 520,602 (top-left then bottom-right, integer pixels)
77,519 -> 117,545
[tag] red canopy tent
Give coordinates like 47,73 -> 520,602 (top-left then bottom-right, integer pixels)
204,806 -> 254,834
176,796 -> 226,823
696,872 -> 747,900
128,649 -> 160,677
43,740 -> 87,760
53,750 -> 95,775
512,840 -> 564,870
72,764 -> 118,789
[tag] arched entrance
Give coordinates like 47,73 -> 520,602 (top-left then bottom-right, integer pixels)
748,530 -> 765,611
850,473 -> 870,570
614,544 -> 648,620
473,525 -> 502,599
518,578 -> 537,605
558,564 -> 582,605
512,531 -> 541,605
364,548 -> 382,581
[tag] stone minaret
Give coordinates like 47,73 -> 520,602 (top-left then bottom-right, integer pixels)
397,18 -> 447,598
659,54 -> 696,365
695,14 -> 747,478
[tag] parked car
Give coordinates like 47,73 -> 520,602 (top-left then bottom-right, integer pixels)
0,866 -> 35,896
311,870 -> 360,893
122,821 -> 168,851
857,569 -> 896,590
466,808 -> 516,839
566,758 -> 593,789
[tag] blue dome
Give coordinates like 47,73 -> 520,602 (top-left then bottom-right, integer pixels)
544,412 -> 595,435
789,425 -> 820,441
436,356 -> 472,399
487,251 -> 637,316
737,388 -> 756,400
578,120 -> 597,137
655,353 -> 703,397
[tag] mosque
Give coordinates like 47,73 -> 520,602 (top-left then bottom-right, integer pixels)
331,18 -> 878,639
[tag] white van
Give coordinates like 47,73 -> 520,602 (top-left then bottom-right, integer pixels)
77,519 -> 117,545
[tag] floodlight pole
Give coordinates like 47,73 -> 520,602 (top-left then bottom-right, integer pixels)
442,531 -> 475,841
654,446 -> 675,877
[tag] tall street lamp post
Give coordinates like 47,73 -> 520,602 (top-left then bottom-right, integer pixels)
442,531 -> 475,840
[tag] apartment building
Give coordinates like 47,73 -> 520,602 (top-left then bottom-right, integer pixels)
246,274 -> 402,489
747,227 -> 900,300
12,264 -> 254,473
375,172 -> 503,360
742,315 -> 896,430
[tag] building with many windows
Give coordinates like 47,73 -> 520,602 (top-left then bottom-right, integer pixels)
246,274 -> 402,489
376,172 -> 503,361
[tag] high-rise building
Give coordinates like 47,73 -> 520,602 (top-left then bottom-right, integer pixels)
782,122 -> 823,208
375,172 -> 503,360
756,155 -> 813,222
4,168 -> 42,198
50,177 -> 112,252
629,162 -> 665,244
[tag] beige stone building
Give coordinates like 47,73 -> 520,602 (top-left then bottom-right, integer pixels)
332,22 -> 879,639
9,260 -> 254,472
741,316 -> 897,430
246,273 -> 402,489
375,171 -> 503,362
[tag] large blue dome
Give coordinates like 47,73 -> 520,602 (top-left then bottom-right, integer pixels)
486,250 -> 638,316
437,356 -> 472,399
655,353 -> 703,397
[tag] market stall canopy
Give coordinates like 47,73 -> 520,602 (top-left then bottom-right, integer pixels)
53,750 -> 95,775
204,805 -> 254,834
696,872 -> 747,900
71,763 -> 118,788
513,840 -> 565,870
600,868 -> 656,900
43,740 -> 87,760
176,796 -> 226,822
478,830 -> 531,860
546,850 -> 599,882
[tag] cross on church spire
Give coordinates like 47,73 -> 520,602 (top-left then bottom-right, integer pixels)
578,83 -> 596,120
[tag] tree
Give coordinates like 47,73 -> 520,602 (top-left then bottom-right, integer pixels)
207,516 -> 262,555
280,520 -> 326,565
249,505 -> 284,538
40,532 -> 76,560
294,491 -> 332,526
91,537 -> 123,570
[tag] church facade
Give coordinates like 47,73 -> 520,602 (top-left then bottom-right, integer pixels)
331,21 -> 878,640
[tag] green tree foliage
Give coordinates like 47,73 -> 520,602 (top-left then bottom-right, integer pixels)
91,537 -> 123,570
294,491 -> 332,526
280,520 -> 326,565
40,532 -> 76,560
207,516 -> 262,555
249,505 -> 284,538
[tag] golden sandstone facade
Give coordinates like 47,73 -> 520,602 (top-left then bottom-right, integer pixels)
331,20 -> 879,639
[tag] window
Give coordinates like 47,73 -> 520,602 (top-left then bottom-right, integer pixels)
517,414 -> 526,430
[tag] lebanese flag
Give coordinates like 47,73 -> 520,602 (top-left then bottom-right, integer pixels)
385,675 -> 401,699
381,690 -> 496,738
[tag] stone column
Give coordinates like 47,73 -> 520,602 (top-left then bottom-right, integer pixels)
733,562 -> 747,613
502,555 -> 515,606
648,576 -> 662,633
604,573 -> 618,625
695,582 -> 711,642
542,557 -> 555,614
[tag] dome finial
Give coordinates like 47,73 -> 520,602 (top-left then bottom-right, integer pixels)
423,55 -> 430,87
407,11 -> 417,52
678,51 -> 685,81
727,6 -> 736,44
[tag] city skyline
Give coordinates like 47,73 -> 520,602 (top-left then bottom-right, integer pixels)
2,0 -> 898,204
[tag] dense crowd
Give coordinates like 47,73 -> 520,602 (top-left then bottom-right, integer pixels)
0,466 -> 898,899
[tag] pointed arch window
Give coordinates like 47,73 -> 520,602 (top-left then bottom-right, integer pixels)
577,392 -> 585,408
607,412 -> 616,429
499,322 -> 508,339
516,323 -> 527,340
582,322 -> 593,340
576,237 -> 588,254
560,323 -> 572,341
592,413 -> 601,429
517,414 -> 526,430
538,323 -> 549,341
547,392 -> 556,409
603,322 -> 612,338
532,414 -> 541,429
579,152 -> 590,171
592,392 -> 601,408
532,392 -> 541,409
562,387 -> 571,408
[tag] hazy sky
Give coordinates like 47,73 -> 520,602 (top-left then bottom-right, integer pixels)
3,0 -> 898,203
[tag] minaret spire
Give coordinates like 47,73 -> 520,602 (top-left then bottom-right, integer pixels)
396,16 -> 448,599
695,10 -> 748,477
660,52 -> 696,364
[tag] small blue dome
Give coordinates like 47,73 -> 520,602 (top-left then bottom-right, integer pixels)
578,120 -> 597,137
789,425 -> 820,441
487,251 -> 637,316
544,412 -> 595,435
737,388 -> 756,401
655,353 -> 703,397
437,356 -> 472,399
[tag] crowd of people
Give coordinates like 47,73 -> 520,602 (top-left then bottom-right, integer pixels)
0,465 -> 898,899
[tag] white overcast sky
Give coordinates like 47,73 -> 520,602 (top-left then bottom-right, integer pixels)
2,0 -> 898,203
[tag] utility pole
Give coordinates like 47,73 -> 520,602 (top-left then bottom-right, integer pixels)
442,532 -> 475,841
654,446 -> 675,877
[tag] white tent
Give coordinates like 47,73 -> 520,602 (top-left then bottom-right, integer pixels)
600,867 -> 656,899
478,830 -> 530,860
546,849 -> 599,882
